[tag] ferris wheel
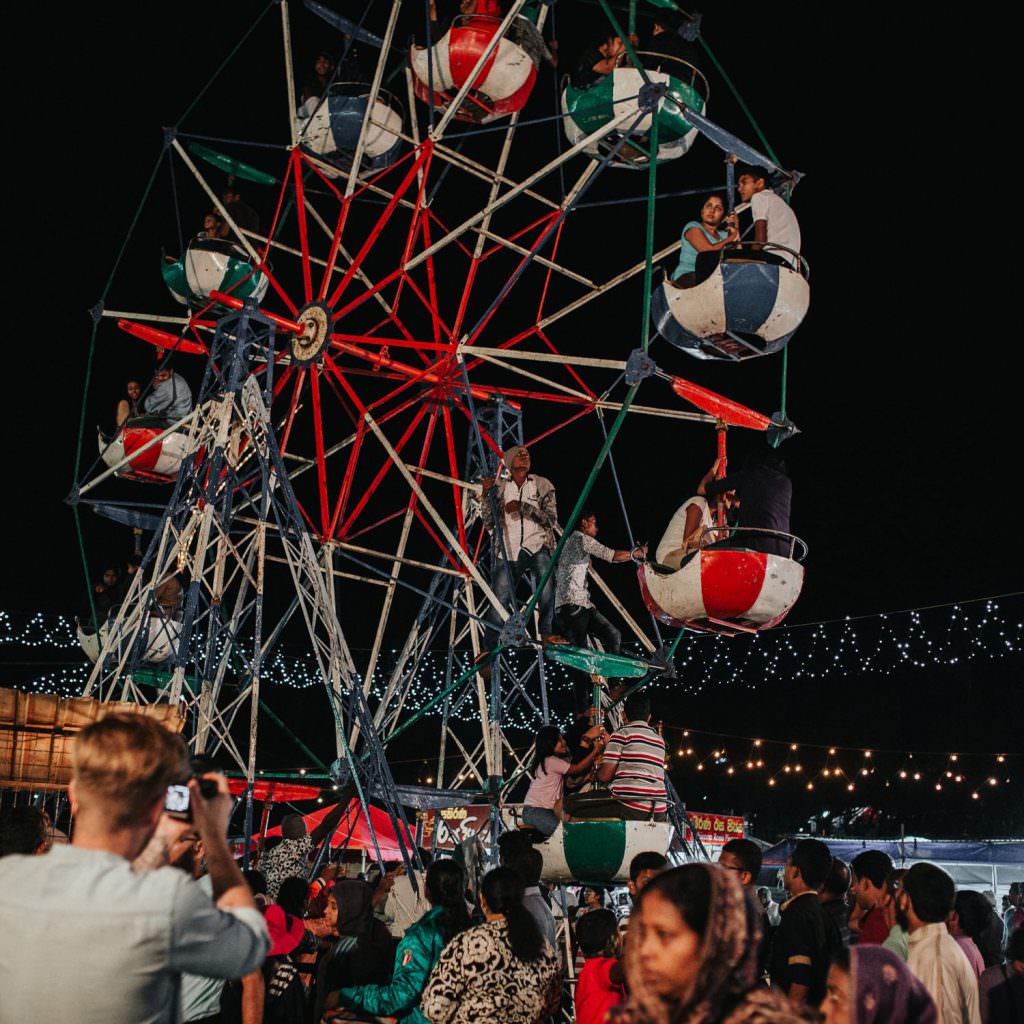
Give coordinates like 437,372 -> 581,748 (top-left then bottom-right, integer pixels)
70,0 -> 810,879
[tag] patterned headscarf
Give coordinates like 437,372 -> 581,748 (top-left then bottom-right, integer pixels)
850,946 -> 937,1024
615,864 -> 810,1024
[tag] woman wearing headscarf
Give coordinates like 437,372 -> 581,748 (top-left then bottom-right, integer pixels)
614,863 -> 811,1024
314,879 -> 396,1021
821,945 -> 937,1024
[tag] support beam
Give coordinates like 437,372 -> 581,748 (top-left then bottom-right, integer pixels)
345,0 -> 404,198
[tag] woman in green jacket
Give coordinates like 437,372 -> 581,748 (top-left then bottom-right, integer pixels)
328,859 -> 470,1024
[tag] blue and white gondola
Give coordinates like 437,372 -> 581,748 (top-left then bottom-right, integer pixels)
298,83 -> 403,175
652,246 -> 810,361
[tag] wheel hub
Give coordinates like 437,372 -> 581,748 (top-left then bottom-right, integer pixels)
291,301 -> 331,365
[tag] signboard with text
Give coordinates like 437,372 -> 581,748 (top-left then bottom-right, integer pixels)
685,812 -> 746,849
419,804 -> 492,850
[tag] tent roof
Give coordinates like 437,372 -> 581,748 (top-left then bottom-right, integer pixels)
761,835 -> 1024,868
262,799 -> 414,859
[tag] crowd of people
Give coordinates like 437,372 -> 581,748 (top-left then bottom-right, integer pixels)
1,714 -> 1023,1024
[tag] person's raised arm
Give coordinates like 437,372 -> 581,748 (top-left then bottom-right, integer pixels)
567,734 -> 606,777
310,799 -> 349,847
610,543 -> 646,564
696,459 -> 721,496
189,773 -> 257,910
683,226 -> 737,253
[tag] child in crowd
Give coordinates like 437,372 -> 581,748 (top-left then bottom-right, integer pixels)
522,724 -> 606,837
574,908 -> 625,1024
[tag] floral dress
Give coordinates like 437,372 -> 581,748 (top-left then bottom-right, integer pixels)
422,919 -> 561,1024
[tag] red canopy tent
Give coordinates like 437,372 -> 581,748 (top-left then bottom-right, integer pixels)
260,799 -> 415,859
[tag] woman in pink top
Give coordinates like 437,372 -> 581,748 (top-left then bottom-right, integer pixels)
523,725 -> 605,837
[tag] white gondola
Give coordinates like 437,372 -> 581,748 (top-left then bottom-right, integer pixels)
77,616 -> 181,665
639,529 -> 806,634
527,820 -> 675,884
652,245 -> 810,360
99,426 -> 191,482
298,83 -> 403,174
409,13 -> 541,123
162,238 -> 269,308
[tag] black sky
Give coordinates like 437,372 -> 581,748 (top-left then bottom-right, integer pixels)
7,2 -> 1022,833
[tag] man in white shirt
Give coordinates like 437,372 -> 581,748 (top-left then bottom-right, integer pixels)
902,862 -> 981,1024
481,445 -> 560,643
0,713 -> 269,1024
736,168 -> 801,269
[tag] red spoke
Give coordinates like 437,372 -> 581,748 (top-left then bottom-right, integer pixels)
317,196 -> 351,301
329,419 -> 366,538
291,150 -> 314,303
327,144 -> 434,311
309,368 -> 330,536
417,210 -> 445,357
279,368 -> 307,454
536,218 -> 565,321
338,403 -> 431,538
271,364 -> 295,402
259,160 -> 294,265
401,272 -> 455,342
479,211 -> 558,263
411,505 -> 464,572
464,213 -> 560,347
441,402 -> 468,554
346,507 -> 407,543
537,327 -> 597,400
523,406 -> 595,448
329,333 -> 457,354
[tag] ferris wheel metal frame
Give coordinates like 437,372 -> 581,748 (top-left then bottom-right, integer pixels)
69,0 -> 804,869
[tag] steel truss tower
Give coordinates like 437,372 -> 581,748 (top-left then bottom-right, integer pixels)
79,303 -> 420,873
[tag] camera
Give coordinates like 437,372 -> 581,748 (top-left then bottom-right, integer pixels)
164,755 -> 221,821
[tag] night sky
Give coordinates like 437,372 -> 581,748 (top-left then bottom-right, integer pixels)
8,2 -> 1022,838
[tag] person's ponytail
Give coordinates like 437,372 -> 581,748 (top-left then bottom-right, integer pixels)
425,859 -> 470,941
481,867 -> 544,963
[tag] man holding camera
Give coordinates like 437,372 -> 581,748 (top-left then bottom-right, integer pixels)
0,713 -> 269,1023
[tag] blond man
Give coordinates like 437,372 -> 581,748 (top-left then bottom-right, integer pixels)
0,713 -> 268,1022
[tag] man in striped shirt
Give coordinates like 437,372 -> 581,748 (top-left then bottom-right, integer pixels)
565,693 -> 668,822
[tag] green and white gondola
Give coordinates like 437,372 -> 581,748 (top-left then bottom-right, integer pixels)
533,820 -> 674,884
561,54 -> 708,168
162,238 -> 269,308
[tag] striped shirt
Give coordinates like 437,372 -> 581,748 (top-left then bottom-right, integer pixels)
602,720 -> 668,813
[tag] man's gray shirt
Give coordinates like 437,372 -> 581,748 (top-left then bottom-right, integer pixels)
143,373 -> 194,420
0,844 -> 269,1024
522,885 -> 557,949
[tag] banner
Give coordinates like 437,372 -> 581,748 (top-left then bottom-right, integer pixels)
419,804 -> 492,849
685,811 -> 745,847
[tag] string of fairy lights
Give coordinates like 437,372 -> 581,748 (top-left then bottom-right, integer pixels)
656,723 -> 1018,804
2,595 -> 1021,737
